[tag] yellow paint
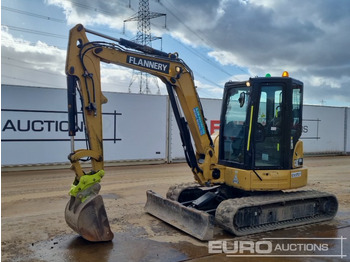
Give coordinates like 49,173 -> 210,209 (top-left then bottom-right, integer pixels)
247,105 -> 254,151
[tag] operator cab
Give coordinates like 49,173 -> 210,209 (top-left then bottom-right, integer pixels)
219,74 -> 303,170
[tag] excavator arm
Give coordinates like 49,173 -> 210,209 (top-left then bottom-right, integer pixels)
65,24 -> 220,241
66,24 -> 218,184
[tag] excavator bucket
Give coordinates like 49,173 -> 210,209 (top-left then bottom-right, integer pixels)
145,190 -> 215,241
65,183 -> 114,242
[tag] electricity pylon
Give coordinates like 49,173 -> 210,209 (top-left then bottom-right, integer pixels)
124,0 -> 166,94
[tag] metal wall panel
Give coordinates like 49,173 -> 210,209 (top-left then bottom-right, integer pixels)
1,85 -> 349,166
102,92 -> 167,162
169,99 -> 350,159
302,105 -> 346,154
2,86 -> 69,165
2,85 -> 167,165
168,98 -> 222,161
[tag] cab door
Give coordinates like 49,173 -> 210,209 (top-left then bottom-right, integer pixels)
254,84 -> 286,169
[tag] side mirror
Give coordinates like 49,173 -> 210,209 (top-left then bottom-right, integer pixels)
238,92 -> 246,107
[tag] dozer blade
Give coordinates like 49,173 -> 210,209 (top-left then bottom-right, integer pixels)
65,184 -> 114,242
145,190 -> 215,241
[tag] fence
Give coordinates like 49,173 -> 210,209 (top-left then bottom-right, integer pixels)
2,85 -> 349,166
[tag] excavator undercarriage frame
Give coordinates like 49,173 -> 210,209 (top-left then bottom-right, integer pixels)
145,184 -> 338,240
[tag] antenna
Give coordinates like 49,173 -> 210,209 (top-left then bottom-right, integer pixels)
124,0 -> 166,94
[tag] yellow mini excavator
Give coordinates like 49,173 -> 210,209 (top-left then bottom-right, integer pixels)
65,24 -> 338,242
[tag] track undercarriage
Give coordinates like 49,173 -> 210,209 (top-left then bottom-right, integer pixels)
145,183 -> 338,240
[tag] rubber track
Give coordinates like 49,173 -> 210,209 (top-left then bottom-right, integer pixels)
166,182 -> 201,201
215,190 -> 338,236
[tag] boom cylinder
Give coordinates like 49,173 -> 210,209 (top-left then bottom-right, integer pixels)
67,75 -> 77,137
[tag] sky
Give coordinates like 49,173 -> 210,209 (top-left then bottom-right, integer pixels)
1,0 -> 350,106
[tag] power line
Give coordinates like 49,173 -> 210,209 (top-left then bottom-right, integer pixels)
2,2 -> 240,80
159,0 -> 230,52
157,0 -> 249,77
192,70 -> 222,88
1,38 -> 66,50
155,1 -> 238,78
67,0 -> 119,16
2,22 -> 229,93
2,61 -> 64,78
159,0 -> 209,46
170,36 -> 234,78
1,1 -> 245,94
1,3 -> 126,38
2,6 -> 66,23
2,75 -> 62,88
2,25 -> 67,39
